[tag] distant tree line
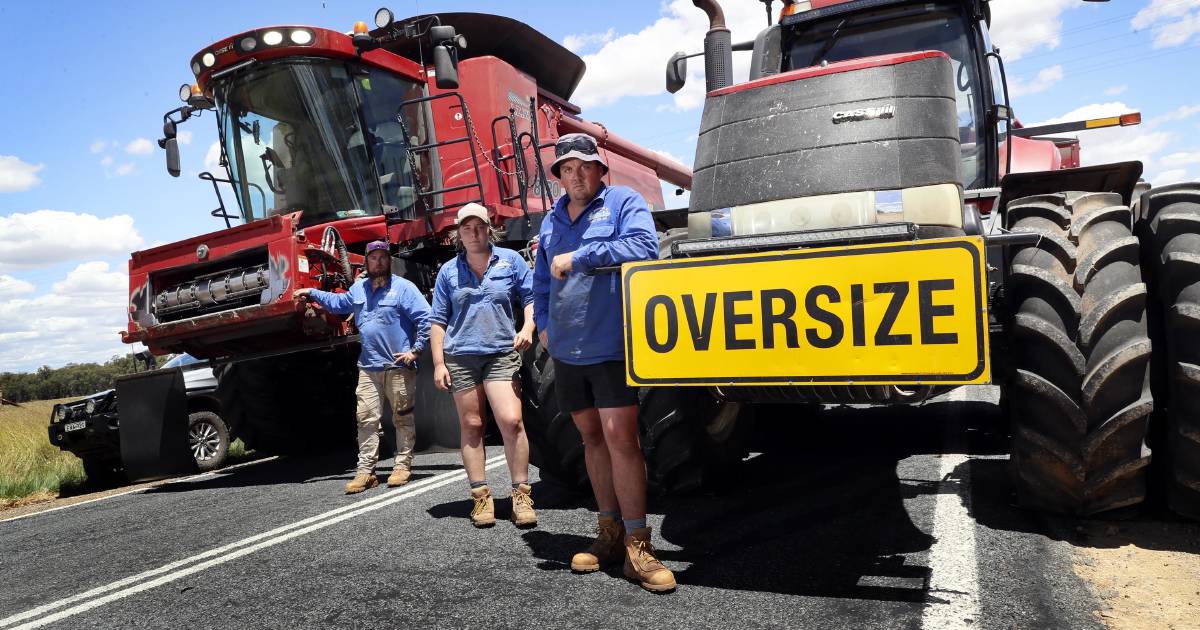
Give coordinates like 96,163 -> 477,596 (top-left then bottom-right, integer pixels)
0,354 -> 170,403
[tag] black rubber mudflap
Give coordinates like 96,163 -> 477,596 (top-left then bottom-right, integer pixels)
1005,191 -> 1153,516
118,367 -> 197,482
1136,183 -> 1200,520
521,343 -> 589,491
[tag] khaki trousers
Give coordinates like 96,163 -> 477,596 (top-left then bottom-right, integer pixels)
355,368 -> 417,474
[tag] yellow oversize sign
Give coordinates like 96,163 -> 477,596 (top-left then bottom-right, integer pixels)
622,236 -> 989,386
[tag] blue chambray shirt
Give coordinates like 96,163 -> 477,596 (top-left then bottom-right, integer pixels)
430,246 -> 534,356
532,183 -> 659,365
308,275 -> 431,371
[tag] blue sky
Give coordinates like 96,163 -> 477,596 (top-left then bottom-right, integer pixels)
0,0 -> 1197,372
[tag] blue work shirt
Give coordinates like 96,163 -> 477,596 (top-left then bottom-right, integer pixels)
533,183 -> 659,365
431,246 -> 534,356
309,275 -> 431,371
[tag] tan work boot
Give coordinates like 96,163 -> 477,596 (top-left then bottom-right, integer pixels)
470,486 -> 496,527
510,483 -> 537,528
344,472 -> 379,494
624,527 -> 677,592
570,515 -> 625,572
386,467 -> 411,487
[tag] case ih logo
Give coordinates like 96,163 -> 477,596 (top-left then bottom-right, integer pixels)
832,105 -> 896,124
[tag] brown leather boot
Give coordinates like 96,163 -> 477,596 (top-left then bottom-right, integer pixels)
510,483 -> 537,528
624,527 -> 676,592
570,515 -> 625,572
386,467 -> 411,487
470,486 -> 495,527
344,472 -> 379,494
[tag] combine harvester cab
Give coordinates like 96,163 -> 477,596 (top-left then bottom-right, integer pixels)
615,0 -> 1199,518
119,10 -> 692,479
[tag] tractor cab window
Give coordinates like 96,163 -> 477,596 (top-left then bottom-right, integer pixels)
214,58 -> 433,227
784,4 -> 987,189
353,68 -> 440,220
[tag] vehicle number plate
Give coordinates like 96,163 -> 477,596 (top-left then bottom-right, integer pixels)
621,236 -> 989,386
63,420 -> 87,432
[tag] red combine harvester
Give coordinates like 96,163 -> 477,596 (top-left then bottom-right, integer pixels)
117,10 -> 692,480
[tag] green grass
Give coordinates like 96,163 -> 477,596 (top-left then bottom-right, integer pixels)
0,398 -> 86,502
0,399 -> 251,506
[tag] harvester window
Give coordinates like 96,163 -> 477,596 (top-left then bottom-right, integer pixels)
784,4 -> 987,189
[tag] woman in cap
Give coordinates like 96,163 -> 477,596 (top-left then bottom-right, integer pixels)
430,203 -> 538,528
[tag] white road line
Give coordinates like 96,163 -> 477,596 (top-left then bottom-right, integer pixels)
0,456 -> 279,525
1,455 -> 504,630
921,386 -> 982,630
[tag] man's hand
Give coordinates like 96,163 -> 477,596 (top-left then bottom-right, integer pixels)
538,330 -> 548,349
550,252 -> 575,280
292,288 -> 312,302
393,351 -> 417,367
513,328 -> 534,352
433,364 -> 452,391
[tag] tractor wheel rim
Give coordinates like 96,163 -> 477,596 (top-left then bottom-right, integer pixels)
189,423 -> 220,460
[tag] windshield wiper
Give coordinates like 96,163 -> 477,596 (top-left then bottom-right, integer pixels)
811,16 -> 851,65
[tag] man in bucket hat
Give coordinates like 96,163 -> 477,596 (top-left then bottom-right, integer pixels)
294,240 -> 431,493
533,133 -> 675,592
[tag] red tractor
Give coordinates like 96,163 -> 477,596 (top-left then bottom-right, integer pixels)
118,10 -> 692,480
589,0 -> 1198,519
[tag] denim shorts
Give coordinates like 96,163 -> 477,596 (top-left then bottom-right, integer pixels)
445,350 -> 522,393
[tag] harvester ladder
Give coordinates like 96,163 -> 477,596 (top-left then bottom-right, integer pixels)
394,92 -> 487,233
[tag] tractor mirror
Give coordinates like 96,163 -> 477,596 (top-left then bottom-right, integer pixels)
433,45 -> 459,89
666,52 -> 688,94
991,104 -> 1013,123
164,137 -> 181,178
163,119 -> 177,140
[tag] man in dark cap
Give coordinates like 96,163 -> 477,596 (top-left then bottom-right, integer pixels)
294,240 -> 430,493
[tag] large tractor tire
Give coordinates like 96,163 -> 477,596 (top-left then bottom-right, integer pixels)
640,388 -> 751,494
215,346 -> 358,455
1004,191 -> 1153,516
1136,183 -> 1200,520
522,342 -> 590,490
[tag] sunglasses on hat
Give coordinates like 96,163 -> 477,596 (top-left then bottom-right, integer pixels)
554,136 -> 599,158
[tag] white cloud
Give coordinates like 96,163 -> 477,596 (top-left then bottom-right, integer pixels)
1160,151 -> 1200,168
0,274 -> 34,299
562,28 -> 616,53
114,163 -> 136,177
204,141 -> 222,171
1008,65 -> 1064,98
89,140 -> 108,154
1031,102 -> 1172,170
650,148 -> 689,168
99,155 -> 114,167
1105,85 -> 1128,96
1151,104 -> 1200,125
0,155 -> 45,193
177,130 -> 193,145
569,0 -> 767,110
0,210 -> 143,271
989,0 -> 1078,61
1132,0 -> 1200,48
0,262 -> 131,372
1152,169 -> 1190,185
125,138 -> 154,155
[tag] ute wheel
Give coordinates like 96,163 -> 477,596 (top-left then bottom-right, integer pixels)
522,342 -> 590,490
640,387 -> 752,494
188,411 -> 229,472
215,347 -> 358,456
1003,192 -> 1153,516
1136,183 -> 1200,520
81,456 -> 126,488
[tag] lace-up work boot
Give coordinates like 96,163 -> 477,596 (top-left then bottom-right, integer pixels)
510,483 -> 537,528
344,472 -> 379,494
386,467 -> 411,487
624,527 -> 676,592
470,486 -> 496,527
570,515 -> 625,572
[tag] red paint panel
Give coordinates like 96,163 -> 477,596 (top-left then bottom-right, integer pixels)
999,136 -> 1063,177
708,51 -> 949,97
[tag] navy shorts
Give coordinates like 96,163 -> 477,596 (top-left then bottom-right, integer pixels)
553,359 -> 638,413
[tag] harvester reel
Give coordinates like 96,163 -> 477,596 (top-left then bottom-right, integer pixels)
1004,191 -> 1153,516
1135,183 -> 1200,520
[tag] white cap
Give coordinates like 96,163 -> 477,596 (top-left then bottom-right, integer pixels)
455,203 -> 490,226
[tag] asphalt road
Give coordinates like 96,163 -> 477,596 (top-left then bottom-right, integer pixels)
0,386 -> 1109,629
